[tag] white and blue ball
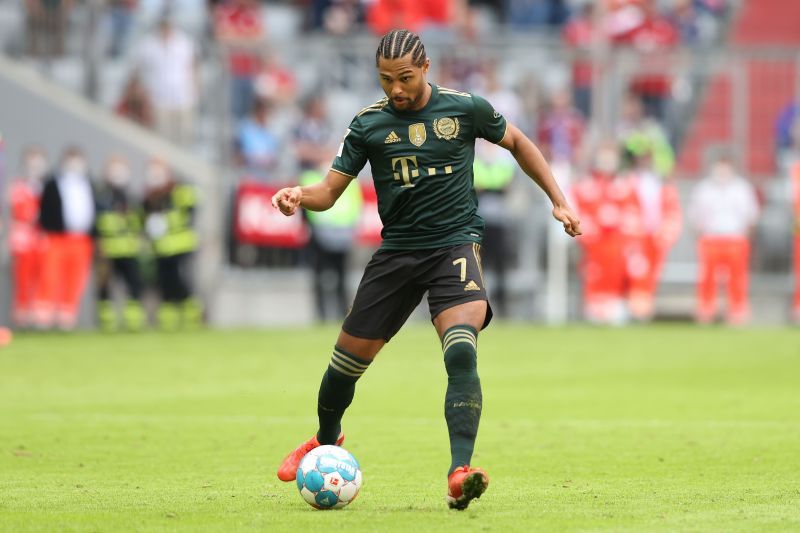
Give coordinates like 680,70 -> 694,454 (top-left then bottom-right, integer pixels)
296,445 -> 362,509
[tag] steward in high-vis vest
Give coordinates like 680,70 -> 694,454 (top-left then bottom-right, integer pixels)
142,159 -> 202,330
95,156 -> 146,331
473,142 -> 515,316
300,168 -> 363,321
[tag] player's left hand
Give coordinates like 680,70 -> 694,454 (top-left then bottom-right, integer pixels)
552,204 -> 582,237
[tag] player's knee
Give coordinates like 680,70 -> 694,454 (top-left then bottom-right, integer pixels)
442,325 -> 478,378
327,345 -> 372,382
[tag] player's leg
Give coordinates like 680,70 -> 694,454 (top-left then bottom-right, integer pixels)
316,331 -> 384,445
318,249 -> 425,444
434,301 -> 490,510
433,301 -> 486,473
277,249 -> 424,482
427,243 -> 492,509
276,331 -> 383,482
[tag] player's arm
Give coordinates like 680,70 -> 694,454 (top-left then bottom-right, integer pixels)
271,169 -> 353,216
497,123 -> 582,237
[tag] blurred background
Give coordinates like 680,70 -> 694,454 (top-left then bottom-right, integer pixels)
0,0 -> 798,331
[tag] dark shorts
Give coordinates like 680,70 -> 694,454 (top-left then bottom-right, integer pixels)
342,243 -> 493,341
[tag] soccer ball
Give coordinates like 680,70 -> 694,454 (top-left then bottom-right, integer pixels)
296,445 -> 362,509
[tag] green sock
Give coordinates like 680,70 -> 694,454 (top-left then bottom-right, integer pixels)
442,325 -> 482,475
316,346 -> 371,445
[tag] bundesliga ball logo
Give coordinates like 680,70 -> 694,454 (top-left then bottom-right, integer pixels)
296,445 -> 362,509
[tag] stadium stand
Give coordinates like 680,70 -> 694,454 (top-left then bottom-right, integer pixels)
1,1 -> 798,326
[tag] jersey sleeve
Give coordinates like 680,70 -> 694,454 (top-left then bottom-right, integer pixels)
472,94 -> 508,144
331,117 -> 368,178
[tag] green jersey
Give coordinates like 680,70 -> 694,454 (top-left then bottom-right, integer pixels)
331,83 -> 508,250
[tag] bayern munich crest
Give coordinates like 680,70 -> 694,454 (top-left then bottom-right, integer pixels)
433,117 -> 460,140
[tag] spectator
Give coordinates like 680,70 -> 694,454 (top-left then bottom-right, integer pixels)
214,0 -> 265,119
775,101 -> 798,154
612,1 -> 679,121
617,92 -> 675,178
624,145 -> 682,321
688,154 -> 759,325
293,96 -> 335,171
253,52 -> 298,107
366,0 -> 461,36
778,118 -> 800,174
506,0 -> 570,30
300,165 -> 363,322
562,1 -> 598,117
481,62 -> 524,130
25,0 -> 73,60
94,155 -> 146,331
136,13 -> 199,146
317,0 -> 363,35
0,134 -> 8,344
536,87 -> 586,166
235,97 -> 282,177
792,159 -> 800,323
473,140 -> 516,316
571,141 -> 641,324
107,0 -> 137,58
115,72 -> 155,129
668,0 -> 701,45
8,146 -> 48,328
776,117 -> 800,323
437,54 -> 482,92
36,147 -> 96,330
143,160 -> 203,330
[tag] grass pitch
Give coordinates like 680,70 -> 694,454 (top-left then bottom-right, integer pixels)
1,325 -> 799,532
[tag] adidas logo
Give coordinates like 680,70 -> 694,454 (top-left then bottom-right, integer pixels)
384,131 -> 401,144
464,280 -> 481,291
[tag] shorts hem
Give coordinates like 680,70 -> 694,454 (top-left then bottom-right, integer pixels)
430,294 -> 493,330
341,324 -> 392,343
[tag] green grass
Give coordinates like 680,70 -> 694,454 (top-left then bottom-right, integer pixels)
1,325 -> 799,532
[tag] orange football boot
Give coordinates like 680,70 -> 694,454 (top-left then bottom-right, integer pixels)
276,432 -> 345,482
446,466 -> 489,510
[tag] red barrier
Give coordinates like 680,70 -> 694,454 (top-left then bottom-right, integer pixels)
234,181 -> 309,248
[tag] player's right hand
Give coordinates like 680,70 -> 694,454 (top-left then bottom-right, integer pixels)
271,186 -> 303,216
552,204 -> 582,237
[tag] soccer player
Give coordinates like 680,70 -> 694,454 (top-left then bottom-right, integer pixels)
272,29 -> 581,510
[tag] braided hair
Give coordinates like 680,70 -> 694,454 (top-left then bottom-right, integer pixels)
375,29 -> 427,67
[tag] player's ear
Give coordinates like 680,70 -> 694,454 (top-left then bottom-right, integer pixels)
422,58 -> 430,75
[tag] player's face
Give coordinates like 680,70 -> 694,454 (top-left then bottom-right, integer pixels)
378,55 -> 430,112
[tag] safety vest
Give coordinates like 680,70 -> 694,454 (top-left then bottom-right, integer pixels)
150,183 -> 198,257
300,170 -> 363,228
473,158 -> 515,191
623,126 -> 675,178
96,209 -> 142,258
